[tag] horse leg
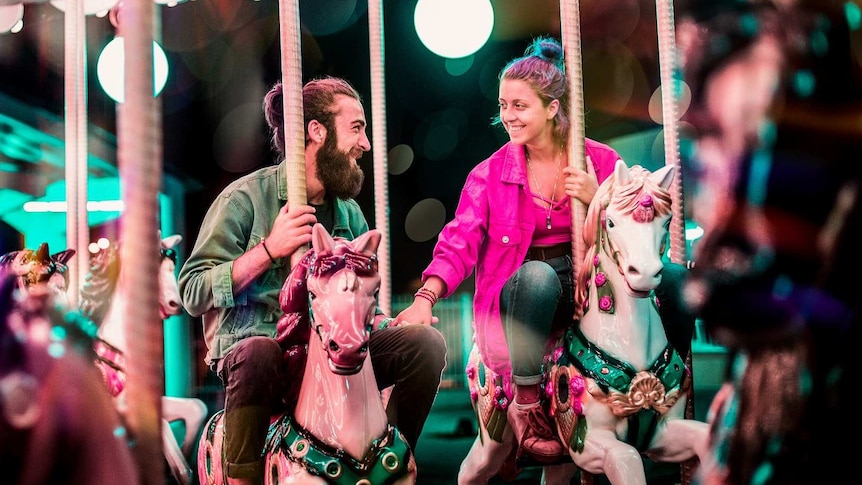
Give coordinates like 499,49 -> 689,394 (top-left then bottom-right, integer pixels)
541,463 -> 579,485
163,417 -> 193,485
457,422 -> 516,484
571,432 -> 647,485
644,418 -> 710,464
162,395 -> 209,455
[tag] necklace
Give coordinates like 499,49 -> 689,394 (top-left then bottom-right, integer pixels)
526,150 -> 562,230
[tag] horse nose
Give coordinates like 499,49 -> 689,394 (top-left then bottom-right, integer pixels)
626,260 -> 664,291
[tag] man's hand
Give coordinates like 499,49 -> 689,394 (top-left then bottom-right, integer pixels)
266,204 -> 317,259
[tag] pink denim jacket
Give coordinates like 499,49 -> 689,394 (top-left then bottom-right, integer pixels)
422,139 -> 621,377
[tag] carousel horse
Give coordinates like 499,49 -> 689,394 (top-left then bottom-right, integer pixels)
460,161 -> 709,485
198,224 -> 417,485
0,268 -> 140,485
78,234 -> 207,485
0,242 -> 76,307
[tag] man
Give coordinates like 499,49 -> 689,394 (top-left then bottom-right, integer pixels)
178,77 -> 447,485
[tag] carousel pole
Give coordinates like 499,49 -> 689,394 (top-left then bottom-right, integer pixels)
655,2 -> 698,483
115,1 -> 164,483
63,0 -> 88,301
367,0 -> 391,314
277,0 -> 308,267
655,0 -> 687,266
559,0 -> 587,321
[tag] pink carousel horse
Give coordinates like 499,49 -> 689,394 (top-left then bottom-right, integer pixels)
79,234 -> 207,485
460,161 -> 709,484
198,224 -> 417,485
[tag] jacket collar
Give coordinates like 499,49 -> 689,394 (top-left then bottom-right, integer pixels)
276,160 -> 288,201
499,142 -> 528,186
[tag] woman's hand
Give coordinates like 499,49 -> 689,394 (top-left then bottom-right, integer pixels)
392,299 -> 439,326
563,163 -> 599,206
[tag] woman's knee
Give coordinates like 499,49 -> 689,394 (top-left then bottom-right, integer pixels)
512,261 -> 561,299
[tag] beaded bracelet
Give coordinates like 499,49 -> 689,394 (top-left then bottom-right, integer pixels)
414,286 -> 439,306
261,239 -> 276,264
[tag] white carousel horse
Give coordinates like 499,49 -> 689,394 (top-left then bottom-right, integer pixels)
78,234 -> 207,485
0,242 -> 76,309
460,161 -> 709,485
198,224 -> 417,485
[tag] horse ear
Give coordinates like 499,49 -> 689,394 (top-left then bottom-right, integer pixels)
161,234 -> 182,249
311,223 -> 336,253
613,159 -> 631,185
53,249 -> 76,264
35,242 -> 50,262
650,165 -> 676,191
351,229 -> 382,256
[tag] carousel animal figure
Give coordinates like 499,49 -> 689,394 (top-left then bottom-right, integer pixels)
0,267 -> 140,485
198,224 -> 417,485
460,161 -> 708,485
78,234 -> 207,485
0,242 -> 76,307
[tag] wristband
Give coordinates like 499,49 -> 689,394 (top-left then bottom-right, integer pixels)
414,286 -> 439,306
261,239 -> 276,264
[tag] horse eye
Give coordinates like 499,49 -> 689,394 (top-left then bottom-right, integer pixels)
606,218 -> 615,229
308,292 -> 317,300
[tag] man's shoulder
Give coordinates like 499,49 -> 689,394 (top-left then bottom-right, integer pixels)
219,164 -> 279,195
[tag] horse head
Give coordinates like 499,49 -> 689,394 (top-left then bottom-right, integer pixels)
0,243 -> 76,306
578,160 -> 675,307
158,234 -> 183,319
305,224 -> 381,375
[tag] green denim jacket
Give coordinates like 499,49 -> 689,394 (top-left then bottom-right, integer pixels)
178,161 -> 370,367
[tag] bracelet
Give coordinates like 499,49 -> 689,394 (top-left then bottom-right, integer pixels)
261,239 -> 276,264
414,286 -> 439,306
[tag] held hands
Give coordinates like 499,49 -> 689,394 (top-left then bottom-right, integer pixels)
265,204 -> 317,259
563,155 -> 600,205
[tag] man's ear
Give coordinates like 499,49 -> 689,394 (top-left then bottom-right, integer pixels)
307,120 -> 327,144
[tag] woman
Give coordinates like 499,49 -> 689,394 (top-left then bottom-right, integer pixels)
393,36 -> 620,462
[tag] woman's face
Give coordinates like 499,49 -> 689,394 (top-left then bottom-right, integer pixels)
498,78 -> 557,145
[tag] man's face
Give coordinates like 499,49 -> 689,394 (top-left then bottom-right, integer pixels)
317,95 -> 370,200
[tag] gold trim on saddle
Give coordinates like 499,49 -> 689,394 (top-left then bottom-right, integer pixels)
564,326 -> 687,417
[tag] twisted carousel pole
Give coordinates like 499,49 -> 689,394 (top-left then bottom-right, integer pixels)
115,0 -> 163,483
655,0 -> 686,266
560,0 -> 587,321
63,0 -> 88,301
277,0 -> 308,267
367,0 -> 391,314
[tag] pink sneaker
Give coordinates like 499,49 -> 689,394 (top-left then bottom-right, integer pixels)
508,400 -> 566,462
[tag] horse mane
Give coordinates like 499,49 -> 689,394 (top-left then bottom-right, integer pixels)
79,243 -> 120,327
576,165 -> 674,309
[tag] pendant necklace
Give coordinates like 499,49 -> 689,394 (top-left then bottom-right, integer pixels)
526,150 -> 562,230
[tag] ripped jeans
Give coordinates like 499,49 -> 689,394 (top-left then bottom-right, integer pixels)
500,255 -> 574,383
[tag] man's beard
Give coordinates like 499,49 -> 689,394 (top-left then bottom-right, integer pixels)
316,134 -> 364,200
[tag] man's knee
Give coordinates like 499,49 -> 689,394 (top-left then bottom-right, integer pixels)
406,325 -> 448,369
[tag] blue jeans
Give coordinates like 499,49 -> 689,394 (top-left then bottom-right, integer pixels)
500,255 -> 574,382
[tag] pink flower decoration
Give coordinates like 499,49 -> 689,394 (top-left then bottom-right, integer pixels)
466,365 -> 477,379
593,255 -> 600,267
595,272 -> 607,287
498,397 -> 509,409
545,381 -> 555,398
571,376 -> 586,397
655,297 -> 661,308
599,295 -> 613,311
552,346 -> 564,362
573,400 -> 584,416
470,388 -> 478,402
640,195 -> 654,207
494,386 -> 503,400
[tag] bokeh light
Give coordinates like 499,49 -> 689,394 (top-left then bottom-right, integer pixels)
404,198 -> 447,243
414,0 -> 493,59
388,144 -> 414,175
97,37 -> 169,103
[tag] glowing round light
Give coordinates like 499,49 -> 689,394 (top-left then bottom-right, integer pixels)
414,0 -> 493,59
0,3 -> 23,34
97,37 -> 169,103
50,0 -> 119,16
